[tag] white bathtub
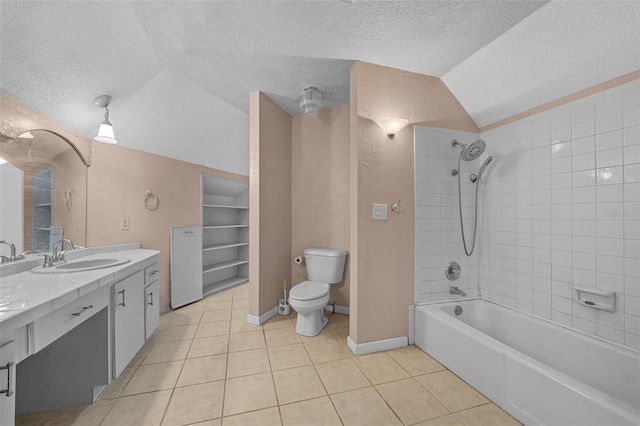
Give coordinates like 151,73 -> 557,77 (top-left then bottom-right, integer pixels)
414,299 -> 639,426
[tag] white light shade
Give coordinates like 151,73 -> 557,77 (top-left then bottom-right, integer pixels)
377,118 -> 409,137
0,157 -> 7,165
95,122 -> 118,144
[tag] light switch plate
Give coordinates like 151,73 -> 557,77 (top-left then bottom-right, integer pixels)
372,203 -> 387,220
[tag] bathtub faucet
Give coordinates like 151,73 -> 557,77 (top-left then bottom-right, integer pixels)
449,286 -> 467,297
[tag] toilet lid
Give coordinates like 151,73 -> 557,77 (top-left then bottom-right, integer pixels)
289,281 -> 330,301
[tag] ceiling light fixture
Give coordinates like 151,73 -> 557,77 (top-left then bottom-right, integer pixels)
377,118 -> 409,138
297,86 -> 324,116
93,95 -> 118,144
0,157 -> 7,165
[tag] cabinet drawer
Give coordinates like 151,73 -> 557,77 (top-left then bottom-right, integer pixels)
145,262 -> 160,285
33,285 -> 108,353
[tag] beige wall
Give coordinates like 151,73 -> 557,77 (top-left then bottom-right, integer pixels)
291,105 -> 351,306
87,142 -> 247,309
349,62 -> 478,344
249,92 -> 293,317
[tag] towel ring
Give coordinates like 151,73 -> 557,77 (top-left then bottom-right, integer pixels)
142,190 -> 158,210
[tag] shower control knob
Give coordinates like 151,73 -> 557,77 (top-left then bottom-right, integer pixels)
445,262 -> 461,281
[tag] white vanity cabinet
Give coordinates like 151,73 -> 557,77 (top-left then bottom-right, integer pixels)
112,270 -> 145,379
144,263 -> 160,340
0,337 -> 16,425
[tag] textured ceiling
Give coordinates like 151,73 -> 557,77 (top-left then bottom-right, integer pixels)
1,1 -> 638,176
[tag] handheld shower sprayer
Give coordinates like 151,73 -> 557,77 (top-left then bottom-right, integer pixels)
470,156 -> 494,183
451,139 -> 494,256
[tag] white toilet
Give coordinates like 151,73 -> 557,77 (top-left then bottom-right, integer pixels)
288,248 -> 347,336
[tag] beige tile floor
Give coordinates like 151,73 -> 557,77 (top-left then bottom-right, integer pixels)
16,283 -> 520,426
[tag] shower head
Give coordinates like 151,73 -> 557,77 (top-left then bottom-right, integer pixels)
463,139 -> 486,161
478,156 -> 494,180
452,139 -> 486,161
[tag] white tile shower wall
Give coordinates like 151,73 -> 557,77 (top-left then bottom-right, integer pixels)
414,126 -> 485,303
478,78 -> 640,350
415,80 -> 640,350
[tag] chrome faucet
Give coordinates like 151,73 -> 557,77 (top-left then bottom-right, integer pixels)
449,286 -> 467,297
52,239 -> 75,262
0,241 -> 16,261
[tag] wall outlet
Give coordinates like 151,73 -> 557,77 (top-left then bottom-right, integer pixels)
120,217 -> 130,231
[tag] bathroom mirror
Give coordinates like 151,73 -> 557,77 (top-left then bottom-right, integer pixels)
0,129 -> 88,254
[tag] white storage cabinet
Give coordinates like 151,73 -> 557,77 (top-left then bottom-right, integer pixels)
144,263 -> 160,339
112,270 -> 145,378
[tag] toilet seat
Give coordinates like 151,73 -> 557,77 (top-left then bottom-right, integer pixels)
289,281 -> 329,301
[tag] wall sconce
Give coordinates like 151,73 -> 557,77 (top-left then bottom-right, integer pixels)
297,86 -> 324,116
93,95 -> 118,144
377,118 -> 409,138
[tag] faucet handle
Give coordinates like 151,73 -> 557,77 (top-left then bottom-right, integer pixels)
42,254 -> 54,268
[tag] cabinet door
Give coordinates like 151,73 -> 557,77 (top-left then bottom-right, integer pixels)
170,226 -> 203,308
113,271 -> 145,379
144,281 -> 160,340
0,338 -> 16,426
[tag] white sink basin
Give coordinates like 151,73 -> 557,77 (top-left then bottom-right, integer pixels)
31,257 -> 130,274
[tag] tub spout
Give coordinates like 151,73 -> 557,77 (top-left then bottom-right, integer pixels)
450,286 -> 467,297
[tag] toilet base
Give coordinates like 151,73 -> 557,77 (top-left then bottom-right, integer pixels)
295,310 -> 329,336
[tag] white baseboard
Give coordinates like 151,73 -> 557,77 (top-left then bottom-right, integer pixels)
246,304 -> 279,325
347,335 -> 408,355
335,304 -> 350,315
325,304 -> 350,315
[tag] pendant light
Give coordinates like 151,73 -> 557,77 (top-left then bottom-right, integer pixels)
93,95 -> 118,144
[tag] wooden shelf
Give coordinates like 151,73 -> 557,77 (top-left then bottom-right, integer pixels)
203,277 -> 248,297
203,242 -> 249,252
203,259 -> 249,274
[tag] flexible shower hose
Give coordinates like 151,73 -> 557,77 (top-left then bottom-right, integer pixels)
456,154 -> 481,256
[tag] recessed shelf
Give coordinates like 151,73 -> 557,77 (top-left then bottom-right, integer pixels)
203,277 -> 248,297
200,174 -> 250,298
203,204 -> 249,210
203,259 -> 249,274
204,242 -> 249,251
33,203 -> 52,207
203,224 -> 249,229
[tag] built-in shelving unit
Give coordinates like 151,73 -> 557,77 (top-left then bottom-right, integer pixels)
31,168 -> 53,253
201,174 -> 249,297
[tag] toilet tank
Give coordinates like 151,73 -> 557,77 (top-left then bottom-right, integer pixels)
303,248 -> 347,284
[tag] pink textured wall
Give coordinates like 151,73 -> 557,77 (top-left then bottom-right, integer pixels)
291,105 -> 351,306
349,62 -> 478,344
248,92 -> 293,317
87,142 -> 247,309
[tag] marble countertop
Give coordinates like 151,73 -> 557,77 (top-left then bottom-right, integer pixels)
0,243 -> 160,339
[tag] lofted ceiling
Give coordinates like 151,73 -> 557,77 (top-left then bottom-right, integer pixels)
1,1 -> 638,176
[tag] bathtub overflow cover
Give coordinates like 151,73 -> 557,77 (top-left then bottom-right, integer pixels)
454,306 -> 463,316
